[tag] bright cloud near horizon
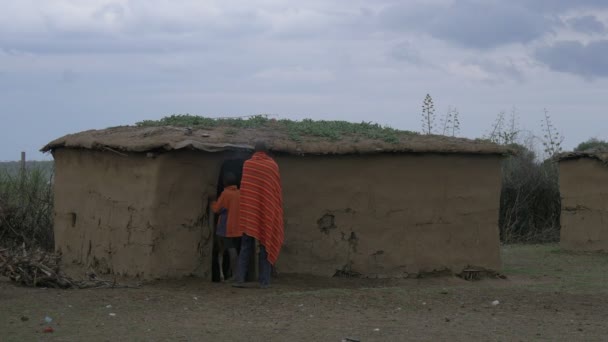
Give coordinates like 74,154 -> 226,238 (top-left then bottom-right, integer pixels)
1,0 -> 607,160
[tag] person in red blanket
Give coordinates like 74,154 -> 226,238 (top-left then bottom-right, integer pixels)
233,141 -> 284,289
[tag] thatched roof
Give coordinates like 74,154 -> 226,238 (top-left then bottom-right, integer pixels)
41,125 -> 512,156
557,151 -> 608,163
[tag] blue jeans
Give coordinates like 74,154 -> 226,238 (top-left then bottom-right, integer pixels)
236,234 -> 271,286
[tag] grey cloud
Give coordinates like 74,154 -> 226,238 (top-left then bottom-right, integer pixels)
378,1 -> 555,49
135,10 -> 266,36
0,27 -> 252,55
389,41 -> 423,64
513,0 -> 608,12
1,47 -> 30,56
427,1 -> 553,48
568,15 -> 606,34
0,4 -> 268,56
60,69 -> 77,83
92,3 -> 126,23
377,3 -> 440,32
108,1 -> 268,36
269,7 -> 379,41
440,58 -> 525,85
0,33 -> 193,55
535,40 -> 608,78
471,58 -> 525,82
389,38 -> 524,83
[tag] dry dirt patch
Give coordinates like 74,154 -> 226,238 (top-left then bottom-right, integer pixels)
2,244 -> 608,341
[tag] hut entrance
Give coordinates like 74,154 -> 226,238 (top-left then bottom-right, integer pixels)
211,157 -> 257,282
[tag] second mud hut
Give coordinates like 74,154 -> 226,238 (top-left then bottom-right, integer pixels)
558,151 -> 608,251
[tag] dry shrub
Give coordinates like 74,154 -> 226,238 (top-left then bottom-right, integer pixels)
499,145 -> 561,243
0,167 -> 54,250
0,246 -> 139,289
484,109 -> 562,244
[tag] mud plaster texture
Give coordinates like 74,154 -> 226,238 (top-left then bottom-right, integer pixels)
52,149 -> 503,279
277,154 -> 503,278
559,158 -> 608,251
53,149 -> 220,279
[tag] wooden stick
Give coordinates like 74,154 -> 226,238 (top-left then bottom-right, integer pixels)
103,147 -> 128,157
20,152 -> 26,174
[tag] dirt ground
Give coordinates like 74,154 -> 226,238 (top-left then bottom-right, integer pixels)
2,244 -> 608,341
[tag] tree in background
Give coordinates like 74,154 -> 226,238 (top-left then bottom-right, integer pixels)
441,106 -> 461,137
421,94 -> 435,135
486,109 -> 518,146
541,109 -> 563,157
574,138 -> 608,152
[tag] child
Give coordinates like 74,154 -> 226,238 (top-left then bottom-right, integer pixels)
212,172 -> 241,281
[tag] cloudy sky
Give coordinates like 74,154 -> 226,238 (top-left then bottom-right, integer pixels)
1,0 -> 607,160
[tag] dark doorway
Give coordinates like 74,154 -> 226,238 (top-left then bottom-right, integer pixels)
211,157 -> 256,282
216,158 -> 245,195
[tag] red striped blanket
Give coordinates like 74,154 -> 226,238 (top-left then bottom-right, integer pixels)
238,152 -> 284,265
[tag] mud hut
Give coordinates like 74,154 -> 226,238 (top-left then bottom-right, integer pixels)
42,121 -> 510,280
558,151 -> 608,251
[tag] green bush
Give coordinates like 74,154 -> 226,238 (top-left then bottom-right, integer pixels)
574,138 -> 608,152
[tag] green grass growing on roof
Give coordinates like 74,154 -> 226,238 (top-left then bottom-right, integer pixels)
135,114 -> 415,143
136,114 -> 270,129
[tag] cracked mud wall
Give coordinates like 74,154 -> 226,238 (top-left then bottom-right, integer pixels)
560,159 -> 608,251
147,150 -> 221,279
276,154 -> 503,277
54,149 -> 503,279
53,149 -> 220,279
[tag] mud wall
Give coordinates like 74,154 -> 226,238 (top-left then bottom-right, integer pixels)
147,150 -> 221,278
53,149 -> 220,279
559,158 -> 608,251
276,154 -> 503,277
54,149 -> 503,279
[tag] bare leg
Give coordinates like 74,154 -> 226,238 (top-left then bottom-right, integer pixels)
218,251 -> 225,282
217,237 -> 225,282
227,248 -> 238,281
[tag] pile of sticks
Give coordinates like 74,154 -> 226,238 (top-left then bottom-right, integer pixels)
0,245 -> 137,289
